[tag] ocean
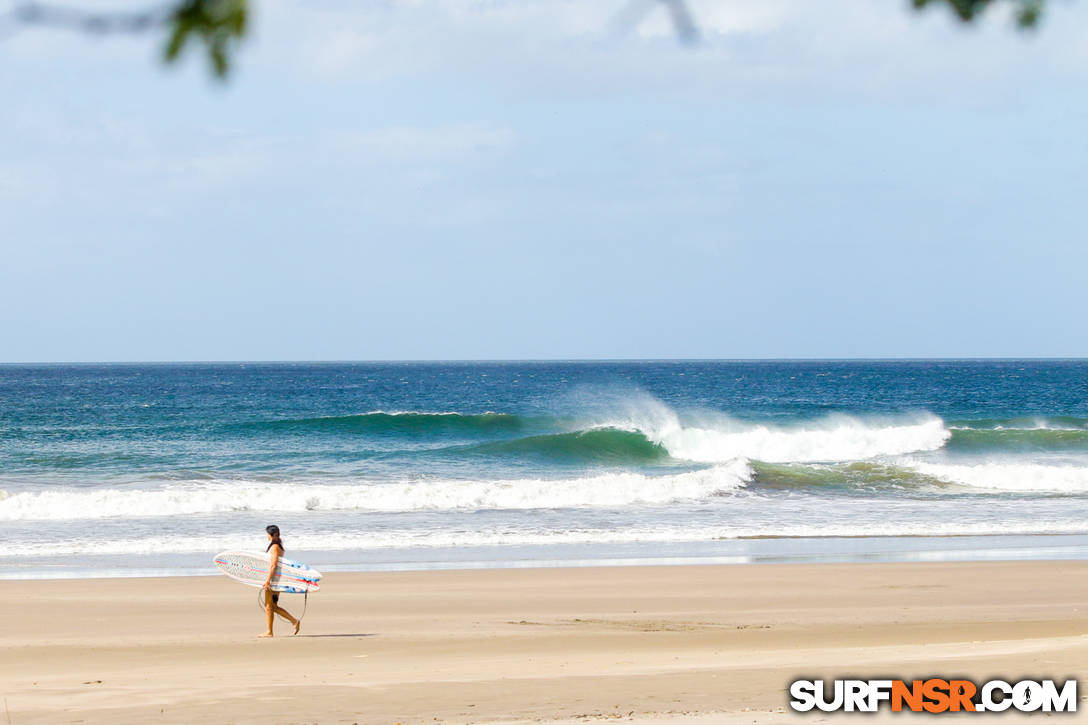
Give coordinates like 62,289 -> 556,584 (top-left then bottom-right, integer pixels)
2,360 -> 1087,579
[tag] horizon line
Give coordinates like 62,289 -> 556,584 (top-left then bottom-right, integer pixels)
2,357 -> 1087,365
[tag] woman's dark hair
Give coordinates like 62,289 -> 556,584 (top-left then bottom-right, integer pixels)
265,524 -> 283,552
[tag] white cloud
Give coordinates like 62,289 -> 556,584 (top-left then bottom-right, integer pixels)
243,0 -> 1088,103
0,102 -> 517,228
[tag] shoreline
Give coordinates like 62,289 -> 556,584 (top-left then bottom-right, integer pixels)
5,531 -> 1087,581
3,560 -> 1086,723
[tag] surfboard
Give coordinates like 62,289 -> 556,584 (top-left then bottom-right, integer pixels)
213,551 -> 322,594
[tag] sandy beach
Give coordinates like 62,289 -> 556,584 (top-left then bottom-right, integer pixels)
2,561 -> 1086,724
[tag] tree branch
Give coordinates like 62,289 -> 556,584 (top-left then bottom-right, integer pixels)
1,0 -> 247,77
911,0 -> 1047,28
4,1 -> 172,33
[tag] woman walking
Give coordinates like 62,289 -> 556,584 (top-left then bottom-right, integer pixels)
260,524 -> 301,638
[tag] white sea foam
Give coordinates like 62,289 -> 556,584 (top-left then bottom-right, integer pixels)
4,519 -> 1086,558
597,397 -> 950,463
0,461 -> 751,522
907,461 -> 1088,493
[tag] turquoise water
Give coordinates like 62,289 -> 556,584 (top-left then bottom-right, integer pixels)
1,360 -> 1087,577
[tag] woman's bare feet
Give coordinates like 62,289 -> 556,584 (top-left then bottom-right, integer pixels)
258,632 -> 274,638
293,619 -> 301,635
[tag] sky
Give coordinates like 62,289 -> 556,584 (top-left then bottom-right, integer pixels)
1,0 -> 1086,361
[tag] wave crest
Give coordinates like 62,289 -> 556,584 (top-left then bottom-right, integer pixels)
948,427 -> 1088,453
241,411 -> 528,436
949,416 -> 1088,431
646,414 -> 950,464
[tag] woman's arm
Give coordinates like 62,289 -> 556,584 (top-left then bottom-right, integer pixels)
263,546 -> 280,590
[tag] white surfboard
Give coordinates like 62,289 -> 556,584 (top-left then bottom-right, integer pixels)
213,550 -> 322,594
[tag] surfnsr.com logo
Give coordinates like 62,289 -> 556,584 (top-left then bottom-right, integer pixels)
789,679 -> 1078,713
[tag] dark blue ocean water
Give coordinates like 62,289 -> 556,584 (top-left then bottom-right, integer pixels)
2,361 -> 1087,577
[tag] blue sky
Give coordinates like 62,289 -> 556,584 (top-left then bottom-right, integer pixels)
2,0 -> 1086,361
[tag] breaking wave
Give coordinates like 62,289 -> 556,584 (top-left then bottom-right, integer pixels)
636,411 -> 950,464
0,461 -> 752,521
234,404 -> 953,465
457,428 -> 669,463
905,461 -> 1088,493
452,412 -> 949,465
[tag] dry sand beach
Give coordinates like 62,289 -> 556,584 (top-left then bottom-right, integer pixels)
2,561 -> 1086,724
